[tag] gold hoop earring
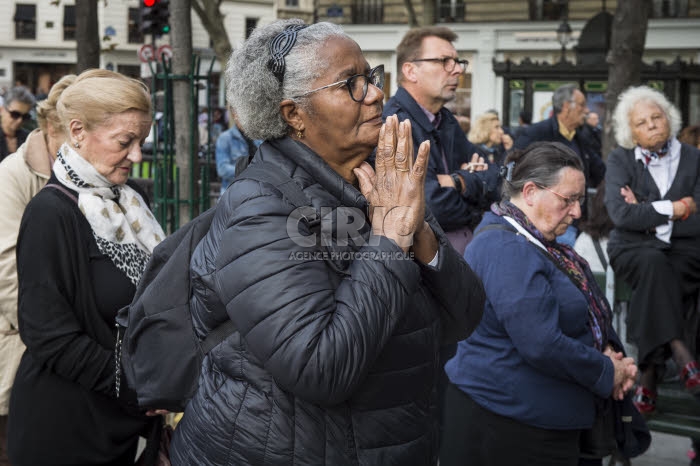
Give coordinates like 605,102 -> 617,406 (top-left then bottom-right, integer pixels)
296,129 -> 304,139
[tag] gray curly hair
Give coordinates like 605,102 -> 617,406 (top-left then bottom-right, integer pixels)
613,85 -> 681,149
225,19 -> 350,141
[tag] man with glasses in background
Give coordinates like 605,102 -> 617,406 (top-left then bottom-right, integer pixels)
514,83 -> 605,245
0,87 -> 35,162
383,27 -> 500,456
384,26 -> 500,256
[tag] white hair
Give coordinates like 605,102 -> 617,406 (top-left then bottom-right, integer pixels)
613,85 -> 681,149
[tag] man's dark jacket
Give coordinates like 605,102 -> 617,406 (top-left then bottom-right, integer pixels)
0,128 -> 29,162
383,87 -> 500,232
579,123 -> 602,157
169,137 -> 486,465
514,116 -> 605,216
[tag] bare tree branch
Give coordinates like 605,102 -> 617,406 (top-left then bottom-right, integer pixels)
191,0 -> 232,70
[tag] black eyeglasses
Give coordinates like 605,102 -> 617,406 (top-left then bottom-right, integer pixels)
410,57 -> 469,72
293,65 -> 385,103
535,183 -> 585,208
5,107 -> 31,121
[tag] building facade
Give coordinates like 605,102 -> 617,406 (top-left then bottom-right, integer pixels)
1,0 -> 275,101
3,0 -> 700,127
279,0 -> 700,127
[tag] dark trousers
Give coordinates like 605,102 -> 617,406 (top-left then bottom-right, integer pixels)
0,416 -> 9,466
611,242 -> 700,365
437,343 -> 456,441
439,383 -> 582,466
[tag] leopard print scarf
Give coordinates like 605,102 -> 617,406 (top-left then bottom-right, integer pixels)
53,143 -> 165,286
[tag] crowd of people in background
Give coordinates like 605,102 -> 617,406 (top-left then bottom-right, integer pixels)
1,19 -> 700,466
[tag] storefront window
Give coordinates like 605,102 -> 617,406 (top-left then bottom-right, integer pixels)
508,81 -> 525,129
531,81 -> 572,123
446,72 -> 471,117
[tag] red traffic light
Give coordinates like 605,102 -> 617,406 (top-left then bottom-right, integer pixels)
140,0 -> 170,36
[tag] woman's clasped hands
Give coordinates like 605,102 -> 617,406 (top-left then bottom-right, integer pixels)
604,346 -> 638,400
354,115 -> 431,254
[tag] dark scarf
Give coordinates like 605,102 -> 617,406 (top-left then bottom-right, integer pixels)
492,201 -> 611,350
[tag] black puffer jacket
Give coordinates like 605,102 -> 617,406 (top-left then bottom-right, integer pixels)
170,137 -> 485,466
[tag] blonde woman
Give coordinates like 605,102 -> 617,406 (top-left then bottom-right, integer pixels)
8,70 -> 164,466
468,112 -> 513,166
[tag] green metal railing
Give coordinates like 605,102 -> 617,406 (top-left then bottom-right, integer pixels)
131,54 -> 217,233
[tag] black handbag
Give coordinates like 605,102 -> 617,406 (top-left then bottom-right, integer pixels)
579,393 -> 651,459
614,391 -> 652,458
579,398 -> 616,459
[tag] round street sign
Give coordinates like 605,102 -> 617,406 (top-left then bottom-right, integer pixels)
138,44 -> 155,63
157,44 -> 173,60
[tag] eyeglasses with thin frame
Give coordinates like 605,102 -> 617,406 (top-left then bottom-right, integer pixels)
410,57 -> 469,73
535,183 -> 585,208
5,107 -> 31,121
292,65 -> 385,103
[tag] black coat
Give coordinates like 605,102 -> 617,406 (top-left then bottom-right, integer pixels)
604,143 -> 700,257
383,87 -> 500,232
8,176 -> 152,465
0,128 -> 29,162
579,124 -> 602,157
514,117 -> 605,217
169,137 -> 485,465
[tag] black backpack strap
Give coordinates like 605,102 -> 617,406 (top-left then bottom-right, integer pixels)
200,161 -> 319,355
592,238 -> 608,270
45,183 -> 79,204
201,320 -> 237,354
238,161 -> 320,226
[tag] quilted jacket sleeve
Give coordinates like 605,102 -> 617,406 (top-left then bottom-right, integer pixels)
211,180 -> 423,406
418,212 -> 485,344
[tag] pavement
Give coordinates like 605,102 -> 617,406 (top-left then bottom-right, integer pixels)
141,419 -> 695,465
142,431 -> 693,465
614,431 -> 695,466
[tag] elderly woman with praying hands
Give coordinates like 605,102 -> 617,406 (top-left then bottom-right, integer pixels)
168,19 -> 486,466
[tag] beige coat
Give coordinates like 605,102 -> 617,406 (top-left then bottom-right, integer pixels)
0,129 -> 53,414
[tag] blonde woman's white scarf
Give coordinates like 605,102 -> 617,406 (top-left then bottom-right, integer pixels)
53,143 -> 165,285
